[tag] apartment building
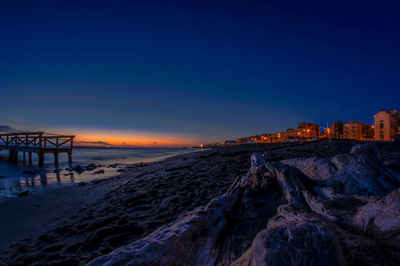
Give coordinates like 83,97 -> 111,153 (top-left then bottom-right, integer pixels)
374,109 -> 400,141
321,121 -> 344,139
343,121 -> 374,140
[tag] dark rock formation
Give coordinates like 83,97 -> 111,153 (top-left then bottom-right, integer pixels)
73,165 -> 84,174
85,164 -> 98,171
18,190 -> 32,197
93,169 -> 105,175
233,208 -> 346,266
88,144 -> 400,265
354,188 -> 400,248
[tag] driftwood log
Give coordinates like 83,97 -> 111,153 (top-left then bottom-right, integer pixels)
88,143 -> 400,266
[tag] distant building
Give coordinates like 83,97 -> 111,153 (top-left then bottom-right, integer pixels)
297,123 -> 320,139
264,122 -> 319,143
374,109 -> 400,141
343,121 -> 374,140
321,121 -> 344,139
272,128 -> 300,142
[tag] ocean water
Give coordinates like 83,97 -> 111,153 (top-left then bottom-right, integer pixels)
0,147 -> 192,198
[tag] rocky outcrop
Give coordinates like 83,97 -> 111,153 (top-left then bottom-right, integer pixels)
354,188 -> 400,248
233,207 -> 346,266
281,143 -> 400,197
88,143 -> 400,266
87,191 -> 241,266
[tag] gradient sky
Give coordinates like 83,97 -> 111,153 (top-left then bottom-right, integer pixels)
1,0 -> 399,146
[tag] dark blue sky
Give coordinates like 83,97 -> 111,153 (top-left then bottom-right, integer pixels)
1,0 -> 399,144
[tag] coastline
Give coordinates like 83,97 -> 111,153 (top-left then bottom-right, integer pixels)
0,149 -> 216,262
0,147 -> 196,199
1,140 -> 399,265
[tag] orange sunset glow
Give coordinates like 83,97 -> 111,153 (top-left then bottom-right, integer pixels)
61,129 -> 200,147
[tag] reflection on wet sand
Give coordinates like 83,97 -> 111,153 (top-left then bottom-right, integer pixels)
0,147 -> 191,198
0,164 -> 128,198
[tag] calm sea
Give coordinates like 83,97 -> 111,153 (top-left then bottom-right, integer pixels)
0,147 -> 192,198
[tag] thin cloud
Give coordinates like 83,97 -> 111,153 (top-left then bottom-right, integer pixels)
75,141 -> 113,146
0,125 -> 15,132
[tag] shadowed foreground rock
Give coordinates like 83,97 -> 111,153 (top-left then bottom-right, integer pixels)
88,144 -> 400,266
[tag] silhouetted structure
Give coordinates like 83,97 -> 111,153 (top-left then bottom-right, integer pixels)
0,132 -> 74,167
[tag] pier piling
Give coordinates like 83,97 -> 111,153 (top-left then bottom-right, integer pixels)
14,151 -> 18,164
54,152 -> 59,168
39,152 -> 44,167
0,132 -> 75,168
68,152 -> 72,167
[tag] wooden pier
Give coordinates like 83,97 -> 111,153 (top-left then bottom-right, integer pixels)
0,132 -> 75,167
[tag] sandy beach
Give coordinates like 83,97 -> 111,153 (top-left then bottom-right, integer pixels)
0,140 -> 399,265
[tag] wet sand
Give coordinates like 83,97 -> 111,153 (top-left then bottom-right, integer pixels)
0,140 -> 399,265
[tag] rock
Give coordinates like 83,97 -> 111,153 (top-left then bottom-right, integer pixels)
227,153 -> 268,191
281,157 -> 336,180
331,150 -> 399,196
233,213 -> 346,266
87,191 -> 241,266
87,144 -> 400,265
354,188 -> 400,247
78,181 -> 88,186
350,143 -> 382,161
93,169 -> 105,175
85,163 -> 98,171
18,190 -> 31,197
283,146 -> 400,197
73,165 -> 84,174
108,163 -> 122,168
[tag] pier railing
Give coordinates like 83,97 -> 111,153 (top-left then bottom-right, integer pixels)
0,132 -> 75,167
0,132 -> 74,149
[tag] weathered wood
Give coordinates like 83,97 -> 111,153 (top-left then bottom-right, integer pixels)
38,152 -> 44,167
39,133 -> 43,149
0,132 -> 74,168
54,152 -> 59,168
68,151 -> 72,167
13,151 -> 18,164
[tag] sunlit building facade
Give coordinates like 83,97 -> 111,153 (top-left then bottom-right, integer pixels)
374,109 -> 400,141
343,121 -> 374,140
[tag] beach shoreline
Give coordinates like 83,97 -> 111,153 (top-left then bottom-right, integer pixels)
1,140 -> 399,265
0,149 -> 215,260
0,147 -> 196,199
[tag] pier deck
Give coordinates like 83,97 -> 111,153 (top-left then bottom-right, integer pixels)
0,132 -> 75,167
